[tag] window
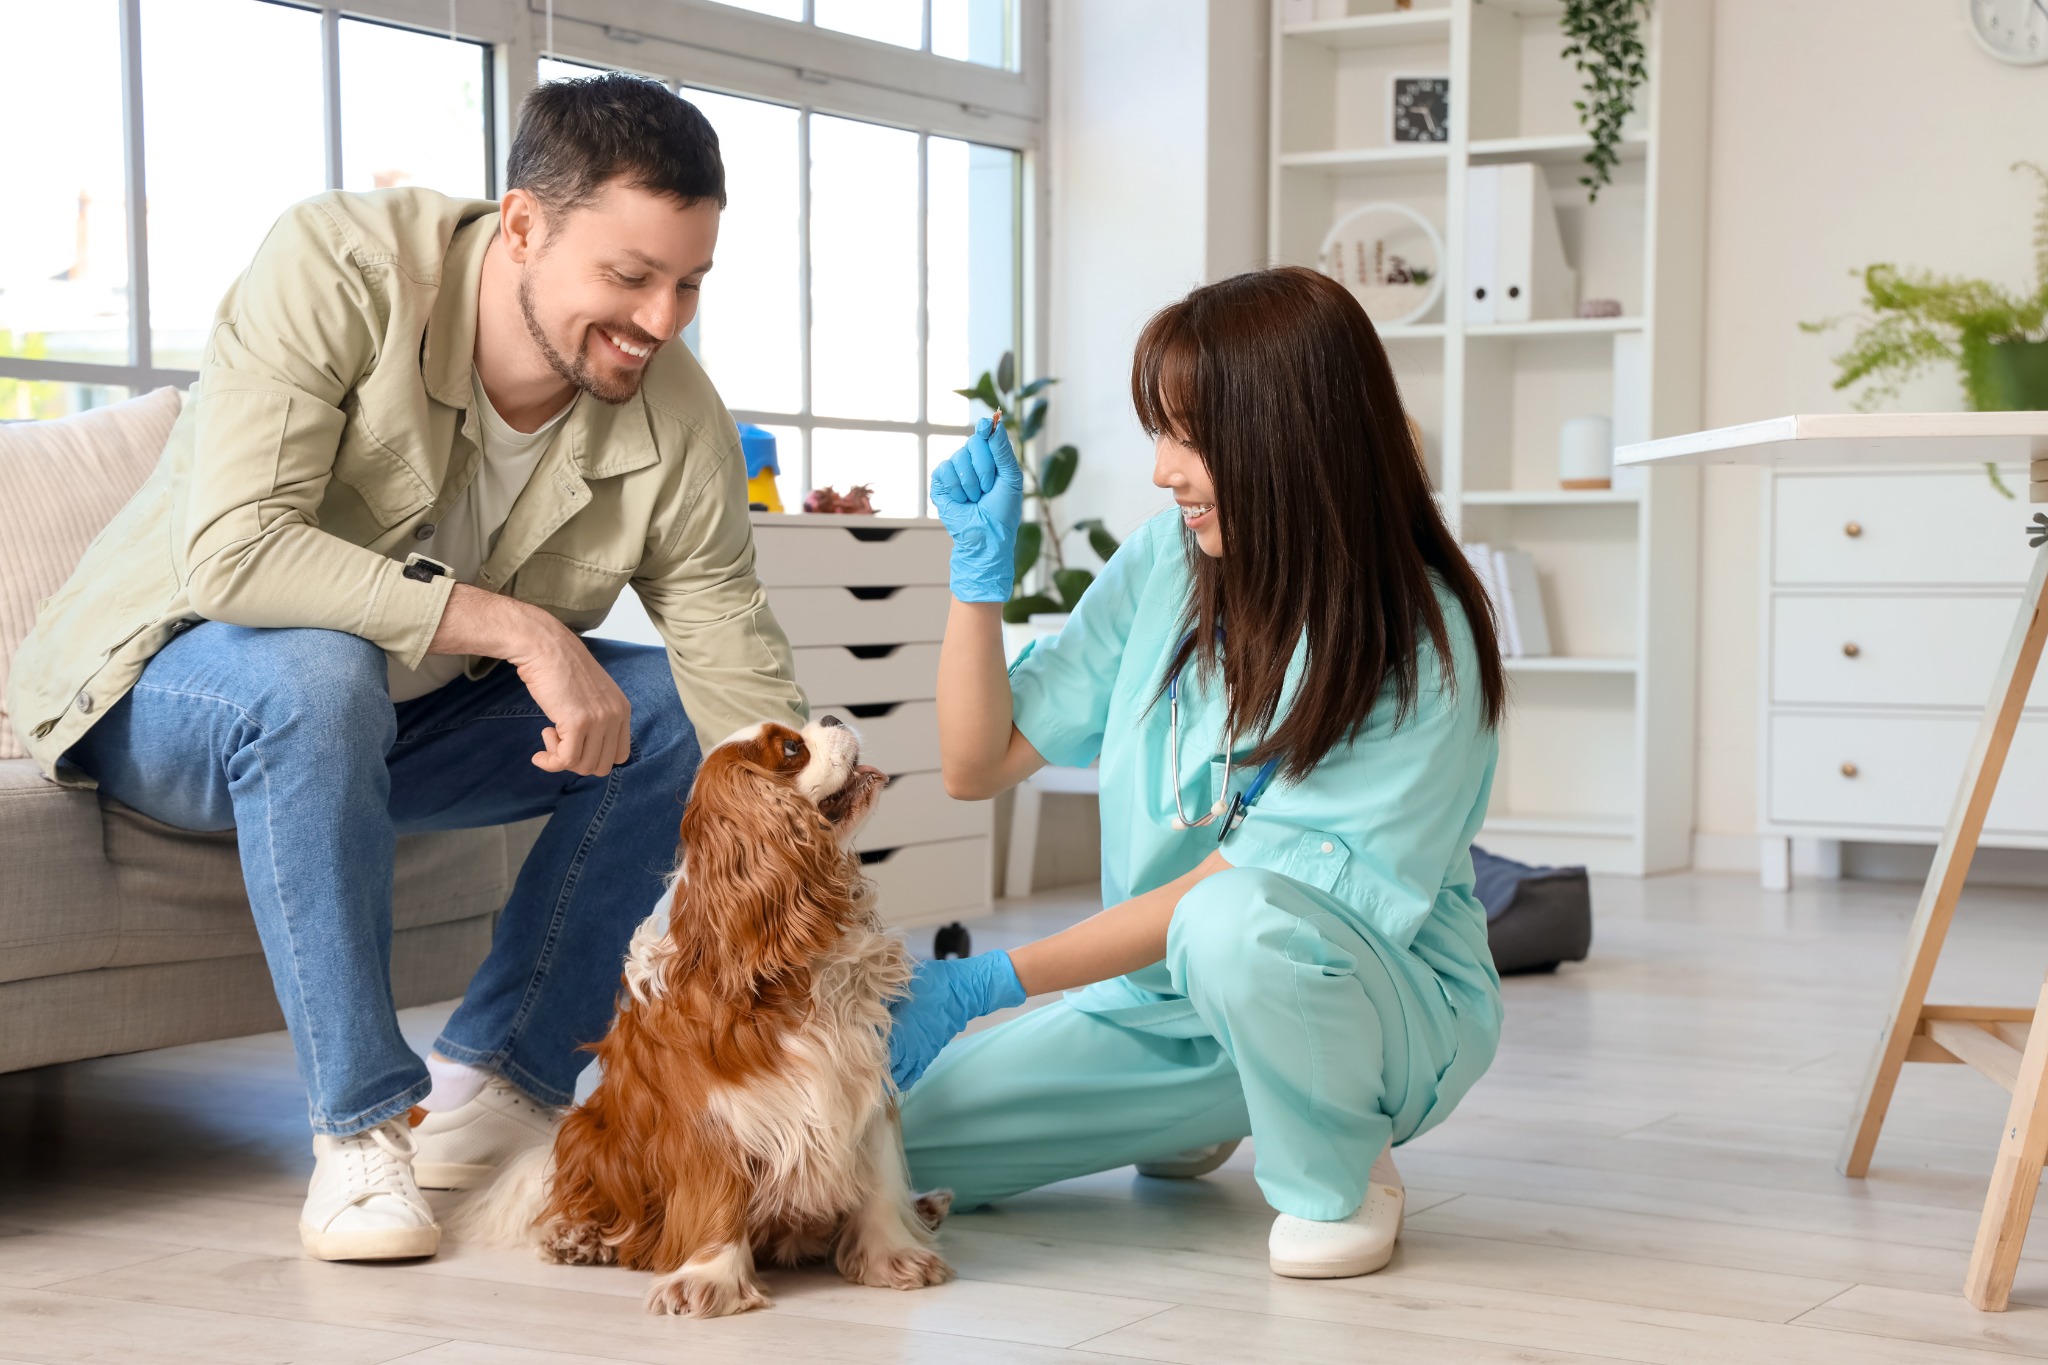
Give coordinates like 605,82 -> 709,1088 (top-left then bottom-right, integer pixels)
712,0 -> 1016,69
0,0 -> 495,410
681,87 -> 1023,519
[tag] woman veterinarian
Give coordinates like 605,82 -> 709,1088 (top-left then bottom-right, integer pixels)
885,265 -> 1506,1280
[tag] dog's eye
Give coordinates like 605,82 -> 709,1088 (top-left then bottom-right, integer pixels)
782,738 -> 803,761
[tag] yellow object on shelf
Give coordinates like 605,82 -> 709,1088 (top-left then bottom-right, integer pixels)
747,468 -> 783,512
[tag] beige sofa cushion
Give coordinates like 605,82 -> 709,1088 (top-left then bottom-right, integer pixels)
0,387 -> 183,758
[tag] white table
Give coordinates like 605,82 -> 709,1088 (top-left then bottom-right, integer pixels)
1621,411 -> 2048,1311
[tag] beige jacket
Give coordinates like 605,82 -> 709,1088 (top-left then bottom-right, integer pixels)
7,189 -> 803,788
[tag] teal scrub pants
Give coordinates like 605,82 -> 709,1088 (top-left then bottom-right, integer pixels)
901,866 -> 1473,1221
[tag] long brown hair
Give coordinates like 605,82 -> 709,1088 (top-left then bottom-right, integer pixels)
1131,266 -> 1505,782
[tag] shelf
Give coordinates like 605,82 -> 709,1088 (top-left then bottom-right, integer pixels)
1461,488 -> 1642,506
1280,11 -> 1452,50
1379,322 -> 1447,340
1504,656 -> 1639,674
1277,145 -> 1450,174
1482,812 -> 1634,838
1468,131 -> 1650,166
1467,317 -> 1646,339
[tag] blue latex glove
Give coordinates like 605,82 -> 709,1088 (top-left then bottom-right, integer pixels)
886,950 -> 1026,1091
929,416 -> 1024,603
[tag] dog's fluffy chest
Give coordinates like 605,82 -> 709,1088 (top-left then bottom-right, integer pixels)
700,918 -> 907,1216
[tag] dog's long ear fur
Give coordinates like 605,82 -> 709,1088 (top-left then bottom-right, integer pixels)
669,747 -> 864,1001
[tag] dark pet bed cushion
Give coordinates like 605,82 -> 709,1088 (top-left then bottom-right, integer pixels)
1473,845 -> 1592,975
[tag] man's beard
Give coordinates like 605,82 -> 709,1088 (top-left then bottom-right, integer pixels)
518,269 -> 643,406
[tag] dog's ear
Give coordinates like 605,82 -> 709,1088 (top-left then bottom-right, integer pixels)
670,745 -> 861,998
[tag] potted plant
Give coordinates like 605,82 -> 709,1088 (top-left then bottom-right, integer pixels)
955,351 -> 1120,623
1802,162 -> 2048,493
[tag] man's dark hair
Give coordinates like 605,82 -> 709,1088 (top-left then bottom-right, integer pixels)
507,72 -> 726,215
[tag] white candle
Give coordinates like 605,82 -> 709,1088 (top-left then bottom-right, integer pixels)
1559,414 -> 1614,490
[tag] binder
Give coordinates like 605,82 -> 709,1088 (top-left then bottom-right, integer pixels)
1610,330 -> 1649,491
1464,165 -> 1499,326
1493,548 -> 1552,657
1493,162 -> 1577,323
1463,541 -> 1510,653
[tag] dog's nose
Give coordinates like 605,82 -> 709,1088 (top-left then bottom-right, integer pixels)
818,714 -> 844,729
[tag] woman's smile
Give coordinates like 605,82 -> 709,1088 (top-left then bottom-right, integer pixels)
1178,501 -> 1216,530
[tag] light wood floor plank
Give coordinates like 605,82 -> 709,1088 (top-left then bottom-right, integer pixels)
0,1284 -> 441,1364
1795,1281 -> 2048,1358
0,1227 -> 190,1289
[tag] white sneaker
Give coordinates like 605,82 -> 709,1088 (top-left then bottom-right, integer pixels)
300,1118 -> 440,1261
1268,1143 -> 1404,1279
1136,1137 -> 1243,1179
412,1074 -> 560,1190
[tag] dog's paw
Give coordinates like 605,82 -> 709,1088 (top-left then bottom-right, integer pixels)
913,1189 -> 954,1230
644,1265 -> 772,1318
844,1244 -> 953,1292
539,1221 -> 615,1266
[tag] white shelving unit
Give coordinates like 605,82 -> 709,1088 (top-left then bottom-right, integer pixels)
1268,0 -> 1711,874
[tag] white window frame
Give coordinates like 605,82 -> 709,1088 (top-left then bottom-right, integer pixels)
2,0 -> 1048,515
539,0 -> 1047,514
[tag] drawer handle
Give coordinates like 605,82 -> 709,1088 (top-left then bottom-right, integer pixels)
858,847 -> 902,865
842,701 -> 901,719
1840,761 -> 1859,778
1844,521 -> 1863,538
846,526 -> 904,543
847,586 -> 904,601
846,643 -> 903,660
1842,642 -> 1860,658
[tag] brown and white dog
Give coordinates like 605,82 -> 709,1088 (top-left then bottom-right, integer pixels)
456,718 -> 952,1317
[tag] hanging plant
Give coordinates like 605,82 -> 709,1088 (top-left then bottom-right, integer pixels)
1560,0 -> 1652,202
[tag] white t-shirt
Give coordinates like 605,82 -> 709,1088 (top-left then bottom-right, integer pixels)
386,373 -> 573,701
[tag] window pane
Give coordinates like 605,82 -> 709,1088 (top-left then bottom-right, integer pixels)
812,428 -> 919,519
932,0 -> 1015,68
0,0 -> 129,365
814,0 -> 923,50
340,19 -> 489,198
685,89 -> 801,415
145,0 -> 324,370
927,137 -> 1017,428
539,56 -> 604,82
0,378 -> 130,422
711,0 -> 802,19
809,116 -> 919,421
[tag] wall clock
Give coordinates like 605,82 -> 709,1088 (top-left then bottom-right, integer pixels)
1970,0 -> 2048,64
1318,202 -> 1445,328
1389,75 -> 1450,143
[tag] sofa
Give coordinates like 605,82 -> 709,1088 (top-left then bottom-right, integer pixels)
0,387 -> 540,1075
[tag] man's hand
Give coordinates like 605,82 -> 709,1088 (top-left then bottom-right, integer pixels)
431,583 -> 634,776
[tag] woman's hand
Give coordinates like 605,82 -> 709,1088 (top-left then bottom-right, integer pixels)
930,416 -> 1024,603
886,950 -> 1026,1090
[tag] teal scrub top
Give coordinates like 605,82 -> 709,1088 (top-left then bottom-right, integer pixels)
1008,509 -> 1504,1038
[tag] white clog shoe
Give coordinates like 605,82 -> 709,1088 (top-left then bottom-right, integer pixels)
1268,1143 -> 1403,1278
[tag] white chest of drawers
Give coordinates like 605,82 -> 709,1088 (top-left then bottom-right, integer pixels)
598,513 -> 990,928
1760,465 -> 2048,878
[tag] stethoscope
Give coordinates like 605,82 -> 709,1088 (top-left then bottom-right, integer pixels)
1165,632 -> 1280,842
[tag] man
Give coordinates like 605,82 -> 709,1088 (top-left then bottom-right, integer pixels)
5,74 -> 803,1261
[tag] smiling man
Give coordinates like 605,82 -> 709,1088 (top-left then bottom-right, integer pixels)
6,74 -> 803,1261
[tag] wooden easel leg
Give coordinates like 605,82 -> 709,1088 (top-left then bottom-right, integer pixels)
1839,543 -> 2048,1177
1965,974 -> 2048,1310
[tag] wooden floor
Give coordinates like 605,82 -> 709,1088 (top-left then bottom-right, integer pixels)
8,870 -> 2048,1362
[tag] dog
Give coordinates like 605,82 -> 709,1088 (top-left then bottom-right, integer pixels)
456,717 -> 953,1317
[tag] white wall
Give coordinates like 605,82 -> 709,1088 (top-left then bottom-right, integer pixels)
1045,0 -> 1268,545
1692,0 -> 2048,854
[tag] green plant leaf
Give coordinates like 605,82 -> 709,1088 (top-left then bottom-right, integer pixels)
996,351 -> 1016,397
1038,443 -> 1079,498
1053,567 -> 1094,610
1074,517 -> 1121,563
1002,592 -> 1063,624
1020,397 -> 1049,443
1012,521 -> 1043,581
1016,376 -> 1057,400
973,372 -> 1003,412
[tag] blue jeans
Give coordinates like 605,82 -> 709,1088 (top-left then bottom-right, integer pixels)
64,622 -> 701,1136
